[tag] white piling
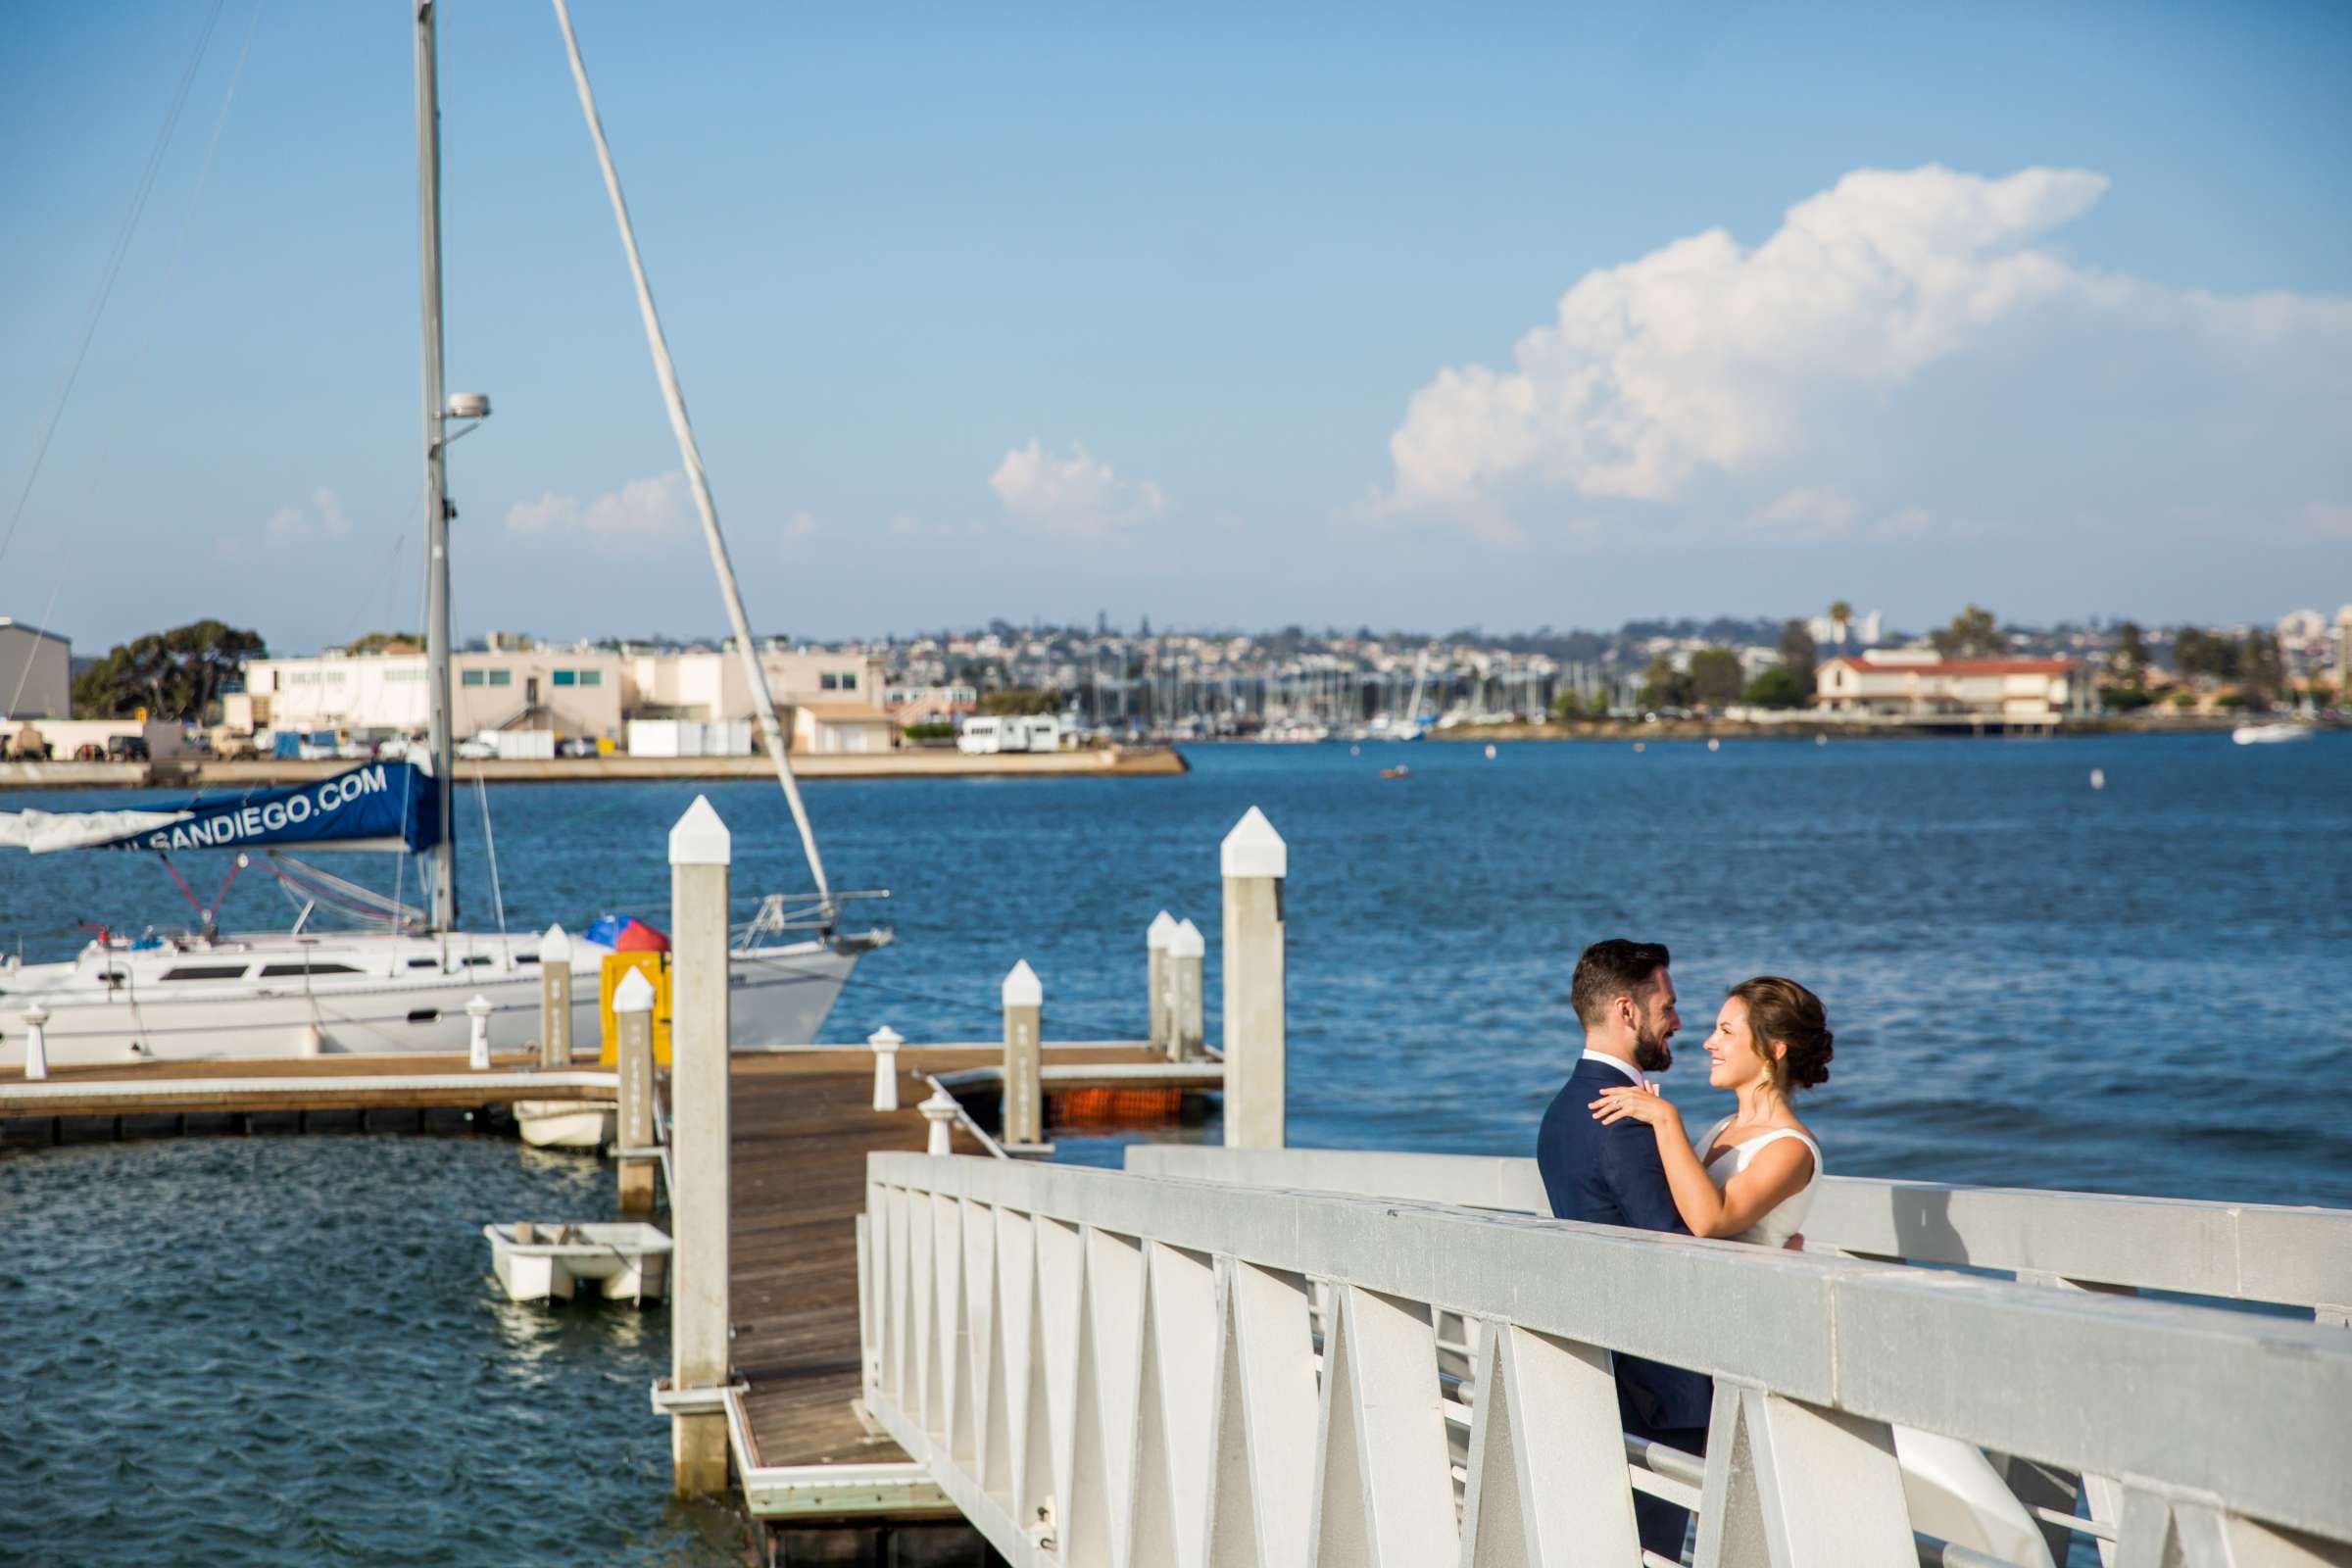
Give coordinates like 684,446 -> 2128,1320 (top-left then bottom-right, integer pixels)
23,1004 -> 48,1081
539,922 -> 574,1067
613,966 -> 658,1216
919,1086 -> 959,1156
1220,807 -> 1288,1149
299,1022 -> 322,1058
466,995 -> 493,1070
1003,959 -> 1044,1148
1167,917 -> 1205,1061
667,795 -> 733,1496
1147,909 -> 1177,1054
868,1025 -> 904,1112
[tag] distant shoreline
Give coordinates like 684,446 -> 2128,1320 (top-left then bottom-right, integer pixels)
0,746 -> 1190,791
1419,714 -> 2312,743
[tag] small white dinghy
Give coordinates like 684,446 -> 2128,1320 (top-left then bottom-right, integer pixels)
485,1221 -> 671,1304
512,1100 -> 618,1150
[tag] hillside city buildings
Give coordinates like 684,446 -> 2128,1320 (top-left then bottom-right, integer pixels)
4,606 -> 2348,755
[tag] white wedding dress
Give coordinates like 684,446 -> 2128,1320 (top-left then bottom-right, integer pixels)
1697,1118 -> 2057,1568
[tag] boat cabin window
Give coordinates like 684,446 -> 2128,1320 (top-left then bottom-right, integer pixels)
258,961 -> 362,977
160,964 -> 251,982
408,957 -> 439,969
466,956 -> 493,966
515,954 -> 538,965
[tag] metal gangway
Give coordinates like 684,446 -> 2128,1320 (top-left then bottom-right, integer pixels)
857,1147 -> 2352,1568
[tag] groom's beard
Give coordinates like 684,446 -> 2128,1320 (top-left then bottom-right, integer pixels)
1633,1022 -> 1673,1073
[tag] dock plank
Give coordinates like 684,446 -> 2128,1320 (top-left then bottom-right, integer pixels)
726,1045 -> 1186,1485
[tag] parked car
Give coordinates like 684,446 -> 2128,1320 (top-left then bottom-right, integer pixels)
556,736 -> 599,758
454,736 -> 498,760
106,734 -> 151,761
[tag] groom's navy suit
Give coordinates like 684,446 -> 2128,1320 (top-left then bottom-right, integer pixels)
1537,1055 -> 1713,1559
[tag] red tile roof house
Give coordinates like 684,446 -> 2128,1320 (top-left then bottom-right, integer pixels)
1814,654 -> 2091,719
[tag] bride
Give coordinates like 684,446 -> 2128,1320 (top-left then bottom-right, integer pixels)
1591,976 -> 2058,1568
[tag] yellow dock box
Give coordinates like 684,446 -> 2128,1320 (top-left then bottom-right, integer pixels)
599,952 -> 673,1065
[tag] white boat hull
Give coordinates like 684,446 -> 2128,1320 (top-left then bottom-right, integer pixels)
0,927 -> 877,1068
485,1221 -> 671,1303
514,1099 -> 617,1149
2231,721 -> 2316,745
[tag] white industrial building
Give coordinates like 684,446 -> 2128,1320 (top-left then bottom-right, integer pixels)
0,618 -> 72,719
229,642 -> 893,755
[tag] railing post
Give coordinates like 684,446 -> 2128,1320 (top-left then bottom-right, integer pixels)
869,1024 -> 904,1112
1147,909 -> 1176,1054
613,966 -> 658,1217
667,795 -> 732,1496
22,1004 -> 48,1080
1002,960 -> 1043,1148
465,994 -> 493,1070
1220,807 -> 1287,1148
538,922 -> 573,1067
919,1086 -> 958,1155
1168,917 -> 1205,1061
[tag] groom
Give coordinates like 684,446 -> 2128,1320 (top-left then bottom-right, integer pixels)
1536,938 -> 1710,1561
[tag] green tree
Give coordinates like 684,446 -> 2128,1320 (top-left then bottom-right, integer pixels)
1930,605 -> 2006,660
1777,618 -> 1817,689
2108,621 -> 2149,684
72,619 -> 267,720
1639,656 -> 1692,710
2173,627 -> 2239,680
341,630 -> 422,656
1827,601 -> 1852,645
1741,666 -> 1811,709
1687,646 -> 1744,709
2239,630 -> 2285,709
976,687 -> 1062,716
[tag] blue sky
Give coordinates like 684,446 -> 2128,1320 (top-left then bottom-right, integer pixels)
3,0 -> 2347,655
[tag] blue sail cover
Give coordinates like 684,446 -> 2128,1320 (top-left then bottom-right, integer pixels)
0,762 -> 440,855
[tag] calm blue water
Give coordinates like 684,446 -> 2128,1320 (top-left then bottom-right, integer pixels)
4,735 -> 2348,1562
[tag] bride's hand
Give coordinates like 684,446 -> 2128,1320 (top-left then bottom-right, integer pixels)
1589,1085 -> 1682,1129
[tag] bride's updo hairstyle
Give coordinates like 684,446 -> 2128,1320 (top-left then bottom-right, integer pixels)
1730,976 -> 1834,1092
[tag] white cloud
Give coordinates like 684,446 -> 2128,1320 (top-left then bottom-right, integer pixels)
1381,165 -> 2352,536
506,470 -> 690,546
989,440 -> 1167,537
265,486 -> 354,542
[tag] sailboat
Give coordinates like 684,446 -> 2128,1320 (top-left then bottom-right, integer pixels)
0,4 -> 885,1070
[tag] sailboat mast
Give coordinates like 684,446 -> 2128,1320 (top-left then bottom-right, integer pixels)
416,0 -> 458,933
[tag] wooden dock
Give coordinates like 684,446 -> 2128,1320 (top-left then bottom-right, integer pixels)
0,1051 -> 614,1141
725,1044 -> 1208,1525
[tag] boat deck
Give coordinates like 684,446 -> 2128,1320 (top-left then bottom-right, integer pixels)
0,1050 -> 609,1125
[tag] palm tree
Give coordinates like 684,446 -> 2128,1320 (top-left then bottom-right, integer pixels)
1827,601 -> 1852,647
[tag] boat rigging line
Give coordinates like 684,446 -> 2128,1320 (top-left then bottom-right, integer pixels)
0,0 -> 228,575
548,0 -> 835,920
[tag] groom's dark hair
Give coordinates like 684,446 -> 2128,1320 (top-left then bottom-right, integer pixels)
1571,939 -> 1672,1028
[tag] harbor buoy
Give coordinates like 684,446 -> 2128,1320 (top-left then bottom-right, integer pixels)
1707,738 -> 1720,753
1484,744 -> 1496,760
2089,768 -> 2106,791
1634,742 -> 1646,754
1815,734 -> 1828,746
1349,745 -> 1360,757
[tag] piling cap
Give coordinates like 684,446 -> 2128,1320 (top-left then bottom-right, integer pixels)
668,794 -> 733,866
540,922 -> 571,963
867,1024 -> 904,1049
466,994 -> 495,1018
612,968 -> 658,1014
1167,917 -> 1205,958
1002,958 -> 1043,1008
1147,909 -> 1178,949
1220,806 -> 1287,879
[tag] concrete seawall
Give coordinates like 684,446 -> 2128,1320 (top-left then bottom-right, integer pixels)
0,746 -> 1189,791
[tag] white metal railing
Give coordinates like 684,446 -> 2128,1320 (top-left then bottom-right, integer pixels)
861,1152 -> 2352,1568
1122,1147 -> 2352,1321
